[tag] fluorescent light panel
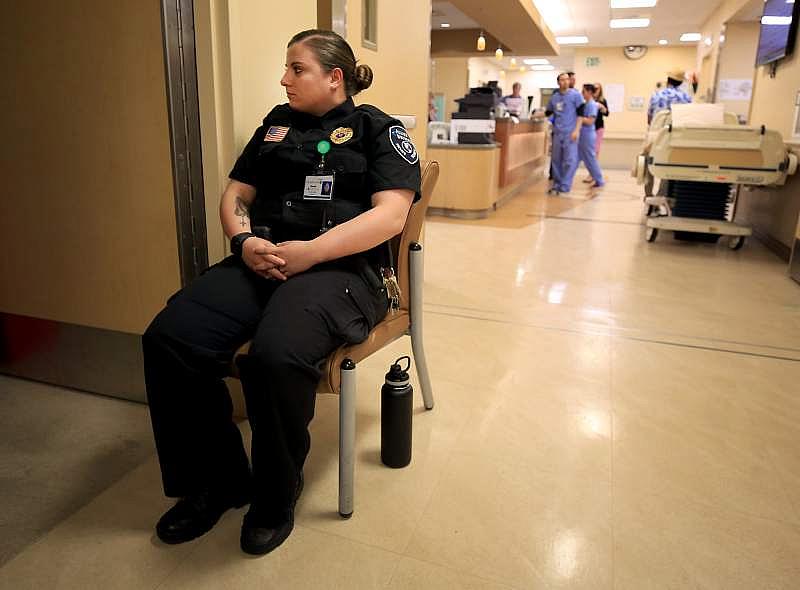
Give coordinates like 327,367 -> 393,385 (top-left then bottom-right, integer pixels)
523,58 -> 550,65
610,18 -> 650,28
658,39 -> 668,45
680,32 -> 701,41
610,0 -> 657,7
531,65 -> 555,70
556,35 -> 589,44
440,23 -> 450,28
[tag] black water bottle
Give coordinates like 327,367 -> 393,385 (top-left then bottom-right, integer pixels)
381,356 -> 413,468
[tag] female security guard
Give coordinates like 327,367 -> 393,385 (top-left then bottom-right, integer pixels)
142,29 -> 420,556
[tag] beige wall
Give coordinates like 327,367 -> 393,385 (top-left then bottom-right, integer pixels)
715,21 -> 759,119
0,0 -> 180,334
573,46 -> 697,136
697,0 -> 751,99
195,0 -> 235,265
431,57 -> 469,121
195,1 -> 317,263
345,0 -> 431,157
749,51 -> 800,140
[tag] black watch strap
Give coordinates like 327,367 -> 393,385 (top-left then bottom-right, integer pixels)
230,232 -> 254,257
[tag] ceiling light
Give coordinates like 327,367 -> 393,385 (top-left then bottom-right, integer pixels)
531,65 -> 555,70
610,18 -> 650,28
761,16 -> 792,25
500,70 -> 506,76
533,0 -> 574,33
510,57 -> 517,66
495,47 -> 504,59
658,39 -> 668,45
523,58 -> 550,65
680,32 -> 701,42
719,34 -> 726,42
440,23 -> 451,28
610,0 -> 657,6
556,36 -> 589,44
704,37 -> 712,46
477,31 -> 486,51
520,66 -> 526,72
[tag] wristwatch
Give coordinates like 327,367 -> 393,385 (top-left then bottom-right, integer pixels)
230,232 -> 255,258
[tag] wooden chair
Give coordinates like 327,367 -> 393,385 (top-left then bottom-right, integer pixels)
232,159 -> 439,518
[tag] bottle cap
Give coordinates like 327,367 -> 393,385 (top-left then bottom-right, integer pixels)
386,356 -> 411,384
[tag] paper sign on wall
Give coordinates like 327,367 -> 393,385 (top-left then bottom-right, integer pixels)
628,96 -> 645,111
604,83 -> 624,113
717,79 -> 753,101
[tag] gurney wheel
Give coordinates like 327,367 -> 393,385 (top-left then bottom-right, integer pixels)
645,227 -> 658,242
728,236 -> 745,251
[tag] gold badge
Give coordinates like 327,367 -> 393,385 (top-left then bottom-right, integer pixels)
330,127 -> 354,144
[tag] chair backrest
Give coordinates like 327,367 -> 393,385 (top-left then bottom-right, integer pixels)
388,160 -> 439,312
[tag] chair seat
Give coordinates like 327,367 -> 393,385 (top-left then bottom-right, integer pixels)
230,309 -> 410,394
319,310 -> 410,394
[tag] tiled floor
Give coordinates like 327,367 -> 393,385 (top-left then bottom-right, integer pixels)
1,169 -> 799,589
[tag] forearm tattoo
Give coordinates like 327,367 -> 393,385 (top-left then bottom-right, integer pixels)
234,196 -> 250,227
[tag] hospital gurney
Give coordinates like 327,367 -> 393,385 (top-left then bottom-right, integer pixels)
633,105 -> 797,249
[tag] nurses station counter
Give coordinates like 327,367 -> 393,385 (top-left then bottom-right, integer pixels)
427,118 -> 548,218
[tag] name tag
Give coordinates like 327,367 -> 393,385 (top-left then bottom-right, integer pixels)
556,102 -> 564,112
303,171 -> 335,200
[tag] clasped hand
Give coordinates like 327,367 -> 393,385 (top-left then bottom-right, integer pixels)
242,237 -> 318,281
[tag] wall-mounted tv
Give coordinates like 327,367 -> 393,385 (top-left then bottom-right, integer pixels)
755,0 -> 800,66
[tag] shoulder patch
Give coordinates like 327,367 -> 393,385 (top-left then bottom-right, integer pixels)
388,125 -> 418,165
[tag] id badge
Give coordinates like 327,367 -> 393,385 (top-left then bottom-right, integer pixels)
556,101 -> 564,112
303,170 -> 335,200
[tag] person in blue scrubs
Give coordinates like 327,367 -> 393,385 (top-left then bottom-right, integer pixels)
545,72 -> 584,195
578,84 -> 604,188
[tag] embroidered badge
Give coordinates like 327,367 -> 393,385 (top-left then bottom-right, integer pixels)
388,125 -> 418,164
264,126 -> 290,142
330,127 -> 354,144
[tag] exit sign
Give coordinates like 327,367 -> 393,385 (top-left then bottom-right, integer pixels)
585,57 -> 600,67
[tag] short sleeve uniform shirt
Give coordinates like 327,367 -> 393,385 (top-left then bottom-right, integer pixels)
229,97 -> 421,259
647,86 -> 692,120
547,89 -> 584,134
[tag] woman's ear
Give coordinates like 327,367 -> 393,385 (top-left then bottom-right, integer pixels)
329,67 -> 344,91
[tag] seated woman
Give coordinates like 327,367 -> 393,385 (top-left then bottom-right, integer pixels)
142,29 -> 420,556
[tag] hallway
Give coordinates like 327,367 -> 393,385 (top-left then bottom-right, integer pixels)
1,170 -> 799,589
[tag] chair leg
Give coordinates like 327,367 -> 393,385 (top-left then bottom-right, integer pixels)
338,358 -> 356,518
409,242 -> 434,410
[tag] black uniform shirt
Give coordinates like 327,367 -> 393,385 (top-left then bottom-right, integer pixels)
229,97 -> 421,269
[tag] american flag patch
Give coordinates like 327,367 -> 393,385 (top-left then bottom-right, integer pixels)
263,126 -> 289,142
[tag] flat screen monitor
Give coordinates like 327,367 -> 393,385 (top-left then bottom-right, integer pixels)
755,0 -> 800,66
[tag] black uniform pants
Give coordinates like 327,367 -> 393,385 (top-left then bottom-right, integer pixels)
142,256 -> 387,526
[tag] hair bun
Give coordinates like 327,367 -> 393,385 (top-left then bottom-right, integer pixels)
354,64 -> 373,92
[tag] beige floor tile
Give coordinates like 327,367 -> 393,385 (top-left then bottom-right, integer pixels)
157,517 -> 399,590
614,488 -> 800,590
386,556 -> 517,590
404,447 -> 612,589
612,339 -> 799,525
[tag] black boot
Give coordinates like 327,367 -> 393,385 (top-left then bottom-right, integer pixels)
240,471 -> 304,556
156,487 -> 250,545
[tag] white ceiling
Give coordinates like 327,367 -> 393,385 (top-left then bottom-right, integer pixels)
432,0 -> 728,49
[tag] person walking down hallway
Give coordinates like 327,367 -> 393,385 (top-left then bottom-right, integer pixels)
142,29 -> 420,557
577,84 -> 604,189
546,72 -> 584,195
647,69 -> 692,125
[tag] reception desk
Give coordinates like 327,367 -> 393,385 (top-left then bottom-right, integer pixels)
426,118 -> 549,218
495,118 -> 548,188
426,143 -> 500,218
